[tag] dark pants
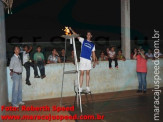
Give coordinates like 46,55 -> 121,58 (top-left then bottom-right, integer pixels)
24,62 -> 38,82
109,58 -> 118,68
35,61 -> 45,76
137,72 -> 147,91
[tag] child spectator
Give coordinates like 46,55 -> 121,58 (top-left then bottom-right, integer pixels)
47,48 -> 61,64
106,48 -> 109,55
145,49 -> 154,59
34,46 -> 46,79
99,51 -> 107,61
68,50 -> 75,63
117,50 -> 126,61
131,48 -> 137,59
108,47 -> 118,69
60,49 -> 67,63
68,50 -> 79,64
23,45 -> 40,85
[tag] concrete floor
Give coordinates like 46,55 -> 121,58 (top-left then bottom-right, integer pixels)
2,88 -> 163,122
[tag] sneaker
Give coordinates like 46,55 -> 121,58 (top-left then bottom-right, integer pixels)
86,87 -> 91,93
26,81 -> 31,85
34,75 -> 40,78
137,90 -> 142,93
79,88 -> 82,92
143,91 -> 146,93
12,104 -> 19,107
41,75 -> 46,79
18,101 -> 25,105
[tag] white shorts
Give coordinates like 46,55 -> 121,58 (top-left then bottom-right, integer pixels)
79,58 -> 92,71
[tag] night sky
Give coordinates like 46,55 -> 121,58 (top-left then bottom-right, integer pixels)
5,0 -> 162,42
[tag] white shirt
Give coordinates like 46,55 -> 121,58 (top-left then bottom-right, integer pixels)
79,37 -> 95,51
79,37 -> 95,61
9,54 -> 23,73
22,51 -> 30,64
145,53 -> 153,58
109,51 -> 115,58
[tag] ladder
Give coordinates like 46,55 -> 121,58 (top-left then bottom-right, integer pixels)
60,34 -> 82,113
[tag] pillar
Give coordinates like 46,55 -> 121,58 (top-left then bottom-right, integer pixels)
0,0 -> 8,117
121,0 -> 131,59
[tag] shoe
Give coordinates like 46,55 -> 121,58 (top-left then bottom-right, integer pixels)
137,90 -> 142,93
115,66 -> 118,69
86,87 -> 91,93
34,75 -> 40,78
18,101 -> 25,105
26,81 -> 31,85
41,75 -> 46,79
12,104 -> 19,107
109,67 -> 112,69
79,88 -> 82,92
143,91 -> 146,93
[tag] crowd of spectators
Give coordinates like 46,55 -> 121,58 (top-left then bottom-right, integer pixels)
21,45 -> 163,65
10,44 -> 163,86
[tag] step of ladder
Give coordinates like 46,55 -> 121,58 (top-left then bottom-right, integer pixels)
64,70 -> 78,74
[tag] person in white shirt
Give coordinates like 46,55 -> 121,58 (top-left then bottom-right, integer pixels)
69,27 -> 96,93
108,47 -> 118,69
9,46 -> 25,107
145,49 -> 154,59
23,45 -> 39,85
47,48 -> 61,64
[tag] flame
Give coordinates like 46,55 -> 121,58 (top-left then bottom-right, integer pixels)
63,26 -> 71,35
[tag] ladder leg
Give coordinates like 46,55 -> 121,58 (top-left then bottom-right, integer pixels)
60,39 -> 67,106
74,92 -> 77,106
72,37 -> 82,113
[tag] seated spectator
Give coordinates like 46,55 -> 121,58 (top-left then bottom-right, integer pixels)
47,49 -> 61,64
60,49 -> 67,63
106,48 -> 109,55
67,50 -> 75,64
22,45 -> 40,85
145,49 -> 154,59
34,46 -> 46,79
154,51 -> 163,58
159,52 -> 163,58
99,51 -> 107,61
105,48 -> 109,60
131,48 -> 137,59
108,47 -> 118,69
69,50 -> 75,62
117,50 -> 126,61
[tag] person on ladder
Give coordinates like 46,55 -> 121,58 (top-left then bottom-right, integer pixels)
69,27 -> 96,93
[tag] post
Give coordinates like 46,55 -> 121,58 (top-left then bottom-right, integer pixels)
121,0 -> 131,59
0,0 -> 8,117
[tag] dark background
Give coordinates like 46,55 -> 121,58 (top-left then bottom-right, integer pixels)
4,0 -> 163,64
5,0 -> 162,42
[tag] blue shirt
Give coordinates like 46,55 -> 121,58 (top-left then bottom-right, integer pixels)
79,37 -> 95,60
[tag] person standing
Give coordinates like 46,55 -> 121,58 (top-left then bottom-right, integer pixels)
9,46 -> 25,107
69,27 -> 96,93
33,46 -> 46,79
22,45 -> 40,85
133,49 -> 148,93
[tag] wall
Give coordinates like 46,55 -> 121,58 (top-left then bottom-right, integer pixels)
7,60 -> 163,102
